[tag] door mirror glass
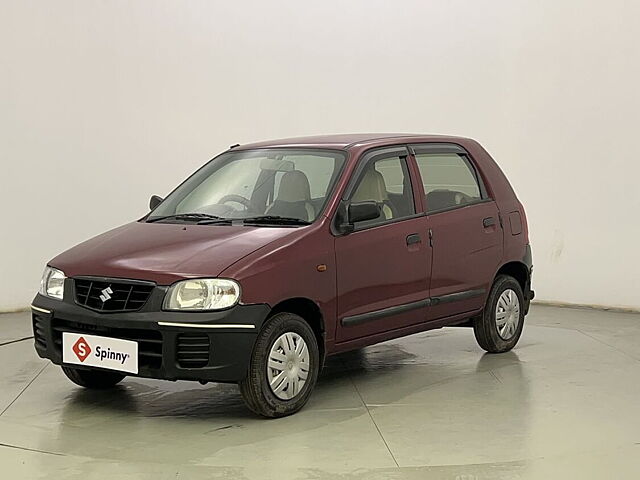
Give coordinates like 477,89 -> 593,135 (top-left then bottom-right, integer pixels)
348,201 -> 381,224
149,195 -> 163,210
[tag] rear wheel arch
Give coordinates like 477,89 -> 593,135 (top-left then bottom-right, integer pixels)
494,261 -> 529,293
457,261 -> 531,328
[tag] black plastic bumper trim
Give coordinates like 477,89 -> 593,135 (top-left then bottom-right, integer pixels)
31,294 -> 270,383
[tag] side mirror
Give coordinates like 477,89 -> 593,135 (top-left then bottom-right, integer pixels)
334,201 -> 382,235
348,201 -> 381,224
149,195 -> 163,210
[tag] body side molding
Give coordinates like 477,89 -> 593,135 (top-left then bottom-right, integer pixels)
341,288 -> 486,327
430,288 -> 485,306
341,298 -> 431,327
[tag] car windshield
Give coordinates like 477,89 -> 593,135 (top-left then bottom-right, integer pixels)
147,148 -> 347,225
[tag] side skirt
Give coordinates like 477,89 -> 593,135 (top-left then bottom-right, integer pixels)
329,308 -> 482,355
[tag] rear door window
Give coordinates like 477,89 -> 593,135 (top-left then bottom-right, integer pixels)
414,152 -> 484,213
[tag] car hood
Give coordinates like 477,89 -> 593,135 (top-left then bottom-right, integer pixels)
50,221 -> 299,285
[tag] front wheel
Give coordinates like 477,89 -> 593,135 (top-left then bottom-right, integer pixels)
473,275 -> 525,353
61,366 -> 125,389
239,312 -> 320,418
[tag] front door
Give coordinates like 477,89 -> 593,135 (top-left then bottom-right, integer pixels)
335,147 -> 431,343
412,143 -> 503,320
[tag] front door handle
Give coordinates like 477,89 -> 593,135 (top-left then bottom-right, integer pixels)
483,217 -> 495,228
406,233 -> 421,245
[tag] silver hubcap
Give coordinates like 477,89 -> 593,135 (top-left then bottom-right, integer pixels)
267,332 -> 310,400
496,289 -> 520,340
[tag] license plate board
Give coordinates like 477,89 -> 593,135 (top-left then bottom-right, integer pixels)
62,332 -> 138,374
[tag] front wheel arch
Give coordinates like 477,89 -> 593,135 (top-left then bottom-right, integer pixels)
268,297 -> 326,366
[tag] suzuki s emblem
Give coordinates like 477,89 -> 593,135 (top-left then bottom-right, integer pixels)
99,287 -> 113,302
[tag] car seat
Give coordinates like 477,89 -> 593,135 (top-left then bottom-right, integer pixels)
266,170 -> 315,221
352,169 -> 395,219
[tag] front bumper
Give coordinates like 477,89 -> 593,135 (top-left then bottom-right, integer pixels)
31,292 -> 270,383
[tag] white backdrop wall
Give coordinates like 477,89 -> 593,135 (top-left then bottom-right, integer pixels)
2,0 -> 640,311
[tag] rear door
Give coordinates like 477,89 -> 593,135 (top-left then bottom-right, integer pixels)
335,147 -> 431,343
411,143 -> 503,320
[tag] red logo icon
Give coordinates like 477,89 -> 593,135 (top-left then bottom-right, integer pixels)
72,337 -> 91,362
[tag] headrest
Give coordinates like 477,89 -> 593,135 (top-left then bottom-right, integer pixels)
276,170 -> 311,202
426,190 -> 458,211
352,169 -> 389,203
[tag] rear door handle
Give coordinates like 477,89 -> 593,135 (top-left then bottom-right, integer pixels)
483,217 -> 495,228
406,233 -> 421,245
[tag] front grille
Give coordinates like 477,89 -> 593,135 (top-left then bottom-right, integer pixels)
32,312 -> 48,350
74,278 -> 154,312
176,333 -> 210,368
52,319 -> 163,369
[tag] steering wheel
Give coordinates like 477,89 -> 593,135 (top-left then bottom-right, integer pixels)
218,194 -> 254,212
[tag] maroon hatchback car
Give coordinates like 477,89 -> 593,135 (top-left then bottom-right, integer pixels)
32,134 -> 533,417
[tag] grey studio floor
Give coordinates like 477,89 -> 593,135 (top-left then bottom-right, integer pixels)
1,305 -> 639,479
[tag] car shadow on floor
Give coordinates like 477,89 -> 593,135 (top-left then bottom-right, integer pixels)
43,334 -> 529,464
57,334 -> 528,420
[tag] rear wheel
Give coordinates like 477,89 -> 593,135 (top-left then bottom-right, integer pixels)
239,312 -> 319,418
473,275 -> 525,353
61,366 -> 125,389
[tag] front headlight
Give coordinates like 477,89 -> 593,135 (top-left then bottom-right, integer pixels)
163,278 -> 240,311
39,266 -> 66,300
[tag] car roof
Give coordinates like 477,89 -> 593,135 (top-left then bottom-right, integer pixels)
233,133 -> 472,151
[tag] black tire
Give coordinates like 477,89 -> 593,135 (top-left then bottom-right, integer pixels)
61,366 -> 125,389
239,312 -> 320,418
473,275 -> 525,353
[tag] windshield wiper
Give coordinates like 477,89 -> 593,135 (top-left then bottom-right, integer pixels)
240,215 -> 311,226
147,213 -> 310,226
147,213 -> 226,223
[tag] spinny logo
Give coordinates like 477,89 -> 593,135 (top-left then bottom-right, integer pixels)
72,337 -> 91,362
